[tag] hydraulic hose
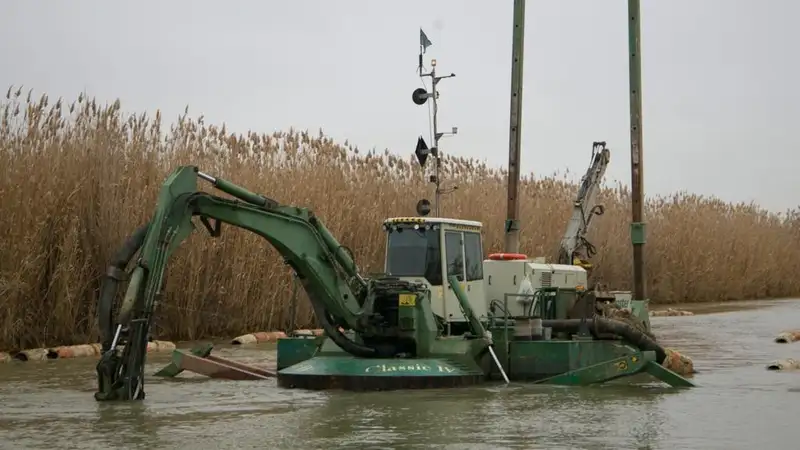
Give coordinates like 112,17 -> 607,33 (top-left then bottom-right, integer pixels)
542,318 -> 667,363
98,223 -> 150,351
309,295 -> 378,358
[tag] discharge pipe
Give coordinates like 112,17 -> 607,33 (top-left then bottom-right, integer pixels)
542,318 -> 667,363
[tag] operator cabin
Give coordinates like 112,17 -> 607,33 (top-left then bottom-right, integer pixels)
382,216 -> 486,334
381,216 -> 589,333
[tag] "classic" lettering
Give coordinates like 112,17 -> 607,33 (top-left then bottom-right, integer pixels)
364,363 -> 457,373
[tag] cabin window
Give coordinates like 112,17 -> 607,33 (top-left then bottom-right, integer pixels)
385,226 -> 443,285
444,231 -> 465,281
463,231 -> 484,281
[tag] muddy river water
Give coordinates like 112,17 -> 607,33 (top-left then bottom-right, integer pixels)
2,299 -> 800,450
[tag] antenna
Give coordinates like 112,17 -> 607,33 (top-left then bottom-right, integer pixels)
412,28 -> 458,217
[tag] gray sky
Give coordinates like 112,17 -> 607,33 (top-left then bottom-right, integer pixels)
2,1 -> 797,212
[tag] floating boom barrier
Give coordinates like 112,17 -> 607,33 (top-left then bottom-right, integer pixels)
766,358 -> 800,371
650,308 -> 694,317
774,330 -> 800,343
764,329 -> 800,371
1,340 -> 177,362
230,329 -> 326,345
0,329 -> 328,363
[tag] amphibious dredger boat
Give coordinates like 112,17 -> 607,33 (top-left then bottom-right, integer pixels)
93,3 -> 693,401
93,165 -> 693,401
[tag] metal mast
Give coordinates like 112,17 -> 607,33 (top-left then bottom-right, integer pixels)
412,29 -> 457,217
503,0 -> 527,254
627,0 -> 647,302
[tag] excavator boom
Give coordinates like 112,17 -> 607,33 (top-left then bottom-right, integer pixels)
94,166 -> 439,401
557,141 -> 611,269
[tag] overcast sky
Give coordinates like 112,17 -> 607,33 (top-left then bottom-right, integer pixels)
2,1 -> 797,212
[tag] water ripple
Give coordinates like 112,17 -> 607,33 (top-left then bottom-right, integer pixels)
2,299 -> 800,449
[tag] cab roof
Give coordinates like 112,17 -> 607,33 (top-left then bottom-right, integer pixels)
383,216 -> 483,228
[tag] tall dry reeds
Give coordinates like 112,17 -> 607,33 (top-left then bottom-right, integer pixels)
1,87 -> 799,350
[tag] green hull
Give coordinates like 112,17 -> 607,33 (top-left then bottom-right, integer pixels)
276,335 -> 320,371
276,335 -> 488,390
491,336 -> 645,381
277,355 -> 485,390
275,331 -> 694,390
273,282 -> 694,391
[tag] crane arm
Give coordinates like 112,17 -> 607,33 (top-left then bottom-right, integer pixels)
94,165 -> 430,401
557,141 -> 611,269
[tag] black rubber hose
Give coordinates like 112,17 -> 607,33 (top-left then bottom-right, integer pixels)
309,295 -> 377,358
542,318 -> 667,363
98,223 -> 150,351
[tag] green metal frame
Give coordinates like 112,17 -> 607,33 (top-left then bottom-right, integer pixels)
275,280 -> 695,389
480,295 -> 694,388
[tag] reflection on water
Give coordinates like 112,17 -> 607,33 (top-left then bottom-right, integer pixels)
295,385 -> 672,450
1,299 -> 799,450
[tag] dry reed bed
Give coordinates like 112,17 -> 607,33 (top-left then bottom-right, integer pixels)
1,86 -> 799,351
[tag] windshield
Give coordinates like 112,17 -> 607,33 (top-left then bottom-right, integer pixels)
385,226 -> 442,285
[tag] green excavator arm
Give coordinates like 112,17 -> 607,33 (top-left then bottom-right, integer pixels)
94,165 -> 434,401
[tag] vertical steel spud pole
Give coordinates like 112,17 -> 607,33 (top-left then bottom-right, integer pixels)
503,0 -> 526,254
627,0 -> 647,302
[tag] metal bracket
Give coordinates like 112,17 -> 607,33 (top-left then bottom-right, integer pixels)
505,219 -> 520,233
630,222 -> 646,245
